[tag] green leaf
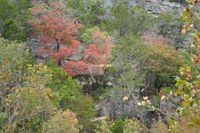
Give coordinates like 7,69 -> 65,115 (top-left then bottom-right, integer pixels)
176,79 -> 186,87
177,88 -> 184,95
183,100 -> 190,108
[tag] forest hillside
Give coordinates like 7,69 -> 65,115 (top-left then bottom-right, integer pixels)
0,0 -> 200,132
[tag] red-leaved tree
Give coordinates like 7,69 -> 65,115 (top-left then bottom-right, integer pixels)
62,28 -> 114,76
29,1 -> 82,66
29,1 -> 114,76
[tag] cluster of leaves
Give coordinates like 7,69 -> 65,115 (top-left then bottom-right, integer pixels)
155,13 -> 187,48
0,59 -> 84,132
95,118 -> 146,133
82,27 -> 113,64
139,0 -> 200,131
96,33 -> 186,124
148,65 -> 200,132
0,37 -> 97,132
100,0 -> 153,36
110,35 -> 185,98
63,26 -> 114,76
46,61 -> 97,132
29,1 -> 82,62
140,44 -> 184,79
66,0 -> 106,30
0,38 -> 33,131
167,0 -> 200,131
0,0 -> 31,42
0,38 -> 33,97
2,63 -> 58,132
29,1 -> 114,77
43,110 -> 79,133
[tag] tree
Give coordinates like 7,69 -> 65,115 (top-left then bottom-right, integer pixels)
155,13 -> 188,48
0,38 -> 33,98
62,27 -> 114,76
29,2 -> 114,77
167,0 -> 200,131
43,110 -> 79,133
111,34 -> 186,96
46,61 -> 97,132
2,63 -> 58,132
66,0 -> 106,29
0,0 -> 31,42
0,38 -> 33,132
100,0 -> 153,36
138,1 -> 200,131
98,35 -> 186,120
29,1 -> 82,66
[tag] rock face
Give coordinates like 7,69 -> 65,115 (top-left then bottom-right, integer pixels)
106,0 -> 184,15
141,0 -> 183,15
26,39 -> 49,64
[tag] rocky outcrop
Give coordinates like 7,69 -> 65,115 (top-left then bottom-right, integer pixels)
106,0 -> 184,15
141,0 -> 183,15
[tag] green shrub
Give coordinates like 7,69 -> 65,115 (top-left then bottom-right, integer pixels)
66,0 -> 106,29
101,2 -> 153,36
46,61 -> 97,132
156,13 -> 186,48
0,0 -> 31,42
111,118 -> 125,133
2,63 -> 58,132
0,37 -> 33,91
43,110 -> 79,133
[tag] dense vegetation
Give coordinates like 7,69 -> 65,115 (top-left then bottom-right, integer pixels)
0,0 -> 200,132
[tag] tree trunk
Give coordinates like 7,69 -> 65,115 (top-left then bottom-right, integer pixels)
55,38 -> 61,66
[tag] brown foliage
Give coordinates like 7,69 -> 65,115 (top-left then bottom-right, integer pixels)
141,32 -> 171,45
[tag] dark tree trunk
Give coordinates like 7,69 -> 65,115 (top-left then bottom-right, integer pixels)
55,38 -> 61,66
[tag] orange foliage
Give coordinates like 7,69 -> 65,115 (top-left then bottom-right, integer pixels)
29,1 -> 113,76
194,55 -> 200,66
29,1 -> 82,53
62,61 -> 89,76
83,31 -> 114,65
